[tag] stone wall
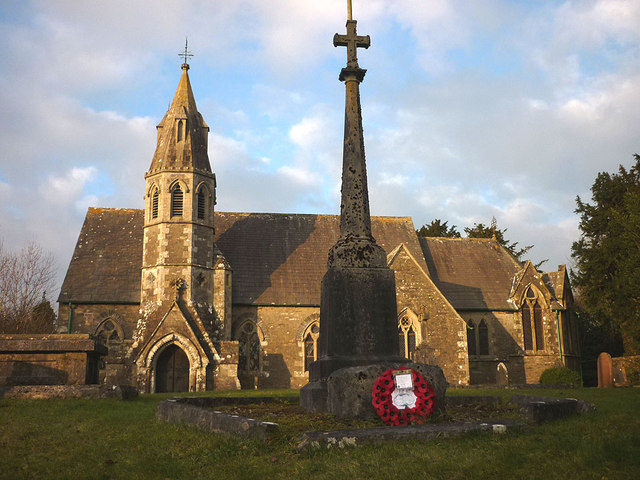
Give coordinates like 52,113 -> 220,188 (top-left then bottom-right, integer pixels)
612,355 -> 640,386
0,334 -> 106,386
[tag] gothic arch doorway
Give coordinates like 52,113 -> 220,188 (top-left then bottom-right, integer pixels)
155,344 -> 190,393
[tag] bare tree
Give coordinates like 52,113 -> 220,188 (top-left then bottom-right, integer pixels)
0,240 -> 56,333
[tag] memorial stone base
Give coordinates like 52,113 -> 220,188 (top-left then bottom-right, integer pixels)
302,362 -> 447,418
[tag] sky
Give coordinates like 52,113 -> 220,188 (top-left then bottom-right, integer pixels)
1,0 -> 639,301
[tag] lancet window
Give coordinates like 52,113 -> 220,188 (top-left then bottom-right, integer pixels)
177,120 -> 184,142
303,322 -> 320,371
237,321 -> 261,373
521,287 -> 545,351
467,319 -> 489,356
398,314 -> 417,360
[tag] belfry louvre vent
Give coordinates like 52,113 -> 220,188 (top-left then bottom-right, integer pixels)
197,190 -> 205,219
151,189 -> 159,219
171,185 -> 183,217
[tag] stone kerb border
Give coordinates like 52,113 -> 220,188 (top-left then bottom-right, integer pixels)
297,418 -> 524,450
157,394 -> 596,448
156,397 -> 280,441
0,384 -> 138,400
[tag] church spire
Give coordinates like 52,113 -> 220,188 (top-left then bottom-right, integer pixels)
147,56 -> 211,174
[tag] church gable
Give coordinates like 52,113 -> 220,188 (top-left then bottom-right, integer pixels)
133,300 -> 217,392
388,243 -> 469,385
509,260 -> 555,309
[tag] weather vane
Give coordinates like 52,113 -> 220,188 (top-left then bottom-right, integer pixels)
179,38 -> 193,65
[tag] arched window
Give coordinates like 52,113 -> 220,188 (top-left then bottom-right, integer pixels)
171,184 -> 183,217
478,320 -> 489,355
398,315 -> 416,360
467,319 -> 490,356
533,301 -> 544,350
197,190 -> 206,220
522,304 -> 533,350
303,322 -> 320,371
151,188 -> 159,219
95,319 -> 122,346
522,287 -> 545,351
237,321 -> 261,373
466,322 -> 477,356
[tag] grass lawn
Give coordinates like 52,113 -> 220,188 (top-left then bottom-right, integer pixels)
1,387 -> 639,480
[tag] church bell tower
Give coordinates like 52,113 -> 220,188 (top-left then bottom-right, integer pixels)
141,60 -> 216,308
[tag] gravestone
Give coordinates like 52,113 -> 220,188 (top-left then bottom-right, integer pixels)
496,362 -> 509,386
597,352 -> 613,388
300,1 -> 445,415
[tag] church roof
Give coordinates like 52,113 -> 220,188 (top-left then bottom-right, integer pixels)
58,208 -> 144,304
58,209 -> 424,306
419,237 -> 523,310
214,212 -> 425,305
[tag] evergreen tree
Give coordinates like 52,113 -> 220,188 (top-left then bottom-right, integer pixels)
464,218 -> 537,264
29,297 -> 57,334
416,217 -> 545,266
416,219 -> 461,238
571,155 -> 640,355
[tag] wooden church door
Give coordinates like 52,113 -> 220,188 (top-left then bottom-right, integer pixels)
156,344 -> 190,392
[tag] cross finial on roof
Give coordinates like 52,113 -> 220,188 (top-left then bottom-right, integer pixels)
179,38 -> 193,69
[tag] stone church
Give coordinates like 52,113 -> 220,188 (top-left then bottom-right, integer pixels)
57,62 -> 580,392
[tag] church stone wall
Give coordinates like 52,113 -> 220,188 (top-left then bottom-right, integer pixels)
59,304 -> 139,339
463,310 -> 564,384
58,303 -> 139,386
231,305 -> 319,389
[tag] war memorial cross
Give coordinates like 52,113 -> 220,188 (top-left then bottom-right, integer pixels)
333,0 -> 370,69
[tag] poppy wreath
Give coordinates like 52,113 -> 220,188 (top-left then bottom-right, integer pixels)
371,367 -> 436,426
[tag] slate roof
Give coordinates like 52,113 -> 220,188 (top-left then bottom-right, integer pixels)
58,208 -> 144,303
58,209 -> 423,306
214,212 -> 425,305
419,237 -> 523,310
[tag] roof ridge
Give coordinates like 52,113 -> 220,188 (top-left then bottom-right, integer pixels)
215,211 -> 412,220
420,236 -> 497,242
88,207 -> 143,213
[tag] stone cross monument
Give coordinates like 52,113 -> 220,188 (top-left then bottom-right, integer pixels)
300,1 -> 408,413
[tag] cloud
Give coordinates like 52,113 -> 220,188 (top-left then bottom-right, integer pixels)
39,167 -> 97,207
1,0 -> 639,297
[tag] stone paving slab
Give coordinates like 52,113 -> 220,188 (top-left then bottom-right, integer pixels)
446,395 -> 501,408
509,395 -> 595,424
